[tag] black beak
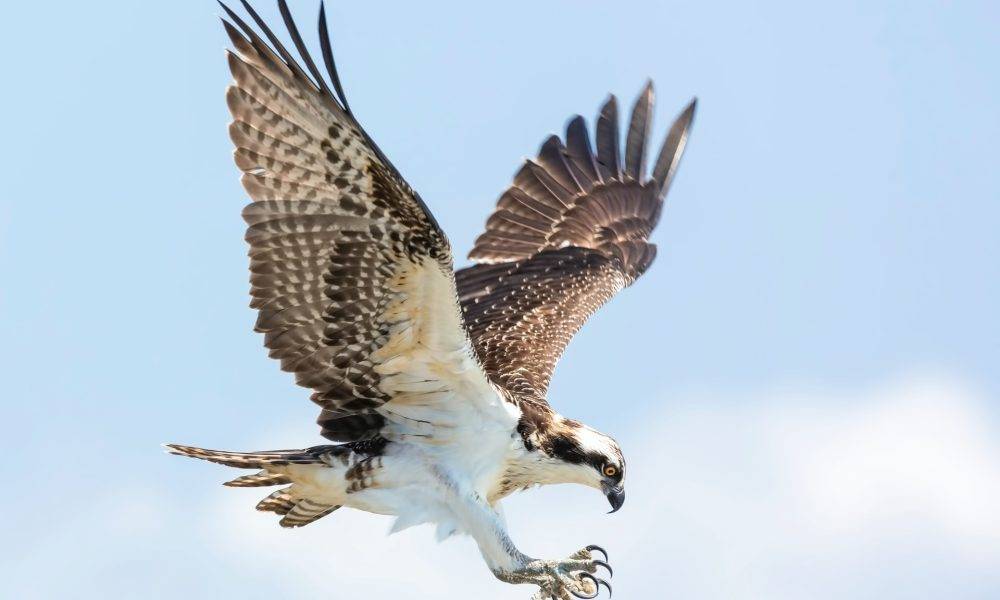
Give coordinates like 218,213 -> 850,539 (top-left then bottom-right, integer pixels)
604,485 -> 625,513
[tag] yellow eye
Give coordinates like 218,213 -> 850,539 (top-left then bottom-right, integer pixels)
603,465 -> 617,477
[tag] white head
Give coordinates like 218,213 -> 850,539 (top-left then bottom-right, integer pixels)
531,417 -> 626,512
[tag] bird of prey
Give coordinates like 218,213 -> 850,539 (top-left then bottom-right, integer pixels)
168,2 -> 695,598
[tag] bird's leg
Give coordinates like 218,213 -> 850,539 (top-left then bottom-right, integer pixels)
496,546 -> 613,600
440,479 -> 612,599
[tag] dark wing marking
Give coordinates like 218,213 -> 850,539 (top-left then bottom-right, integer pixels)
457,247 -> 627,398
459,85 -> 696,398
221,2 -> 497,441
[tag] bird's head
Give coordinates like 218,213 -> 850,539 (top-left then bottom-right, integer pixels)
537,418 -> 626,513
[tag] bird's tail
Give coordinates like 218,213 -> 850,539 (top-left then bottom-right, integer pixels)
164,443 -> 328,472
165,443 -> 341,528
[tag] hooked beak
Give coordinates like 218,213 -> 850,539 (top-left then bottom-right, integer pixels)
603,483 -> 625,513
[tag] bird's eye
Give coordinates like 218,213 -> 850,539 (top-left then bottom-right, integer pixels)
603,465 -> 617,477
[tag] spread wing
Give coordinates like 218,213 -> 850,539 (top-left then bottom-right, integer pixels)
456,85 -> 696,398
220,1 -> 505,442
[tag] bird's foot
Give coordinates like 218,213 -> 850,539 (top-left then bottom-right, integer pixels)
497,545 -> 613,600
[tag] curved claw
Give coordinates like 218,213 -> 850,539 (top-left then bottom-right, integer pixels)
585,545 -> 609,562
591,559 -> 613,578
596,577 -> 612,598
571,573 -> 601,599
572,573 -> 612,599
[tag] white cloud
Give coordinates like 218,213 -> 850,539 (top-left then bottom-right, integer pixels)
13,373 -> 991,598
197,372 -> 1000,599
778,375 -> 1000,554
609,373 -> 1000,599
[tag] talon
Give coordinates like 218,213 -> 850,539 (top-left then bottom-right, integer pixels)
572,573 -> 604,599
592,559 -> 613,578
585,545 -> 609,561
596,577 -> 612,598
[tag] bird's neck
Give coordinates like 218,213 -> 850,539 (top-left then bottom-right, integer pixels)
485,406 -> 592,501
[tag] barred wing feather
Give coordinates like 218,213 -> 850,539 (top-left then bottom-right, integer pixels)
221,1 -> 501,442
458,85 -> 696,399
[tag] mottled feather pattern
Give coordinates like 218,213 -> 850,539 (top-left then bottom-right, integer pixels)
279,499 -> 340,528
462,85 -> 696,398
256,490 -> 338,528
224,470 -> 294,488
169,438 -> 388,460
170,2 -> 697,572
166,440 -> 389,528
220,3 -> 499,443
458,248 -> 626,398
216,0 -> 692,446
257,488 -> 297,514
165,442 -> 354,467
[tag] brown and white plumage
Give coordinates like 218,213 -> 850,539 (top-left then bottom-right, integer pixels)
218,1 -> 499,444
458,86 -> 696,399
170,3 -> 695,598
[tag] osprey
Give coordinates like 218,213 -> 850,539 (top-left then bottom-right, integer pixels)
168,2 -> 695,598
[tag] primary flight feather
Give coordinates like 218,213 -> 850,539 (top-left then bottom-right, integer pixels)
168,2 -> 696,598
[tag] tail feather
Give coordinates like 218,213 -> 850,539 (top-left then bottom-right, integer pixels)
224,470 -> 293,488
164,443 -> 331,468
256,488 -> 297,515
256,488 -> 341,528
280,498 -> 340,528
166,442 -> 341,529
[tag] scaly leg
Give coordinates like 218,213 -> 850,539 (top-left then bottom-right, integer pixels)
440,476 -> 612,599
499,546 -> 613,600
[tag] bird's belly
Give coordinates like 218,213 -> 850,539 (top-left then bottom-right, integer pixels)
340,470 -> 464,538
380,446 -> 512,536
292,445 -> 439,516
283,439 -> 516,537
347,484 -> 451,524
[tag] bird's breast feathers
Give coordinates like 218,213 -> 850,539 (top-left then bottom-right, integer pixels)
364,256 -> 519,442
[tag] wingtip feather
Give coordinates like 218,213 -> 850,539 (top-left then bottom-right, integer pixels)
624,82 -> 655,181
651,97 -> 697,198
595,95 -> 621,178
317,0 -> 352,114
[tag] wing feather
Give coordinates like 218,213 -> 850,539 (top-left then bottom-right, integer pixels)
564,116 -> 602,186
652,98 -> 698,200
623,81 -> 654,181
461,88 -> 696,399
595,96 -> 622,180
220,2 -> 503,441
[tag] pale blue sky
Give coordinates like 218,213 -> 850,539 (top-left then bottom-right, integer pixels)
1,1 -> 998,598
